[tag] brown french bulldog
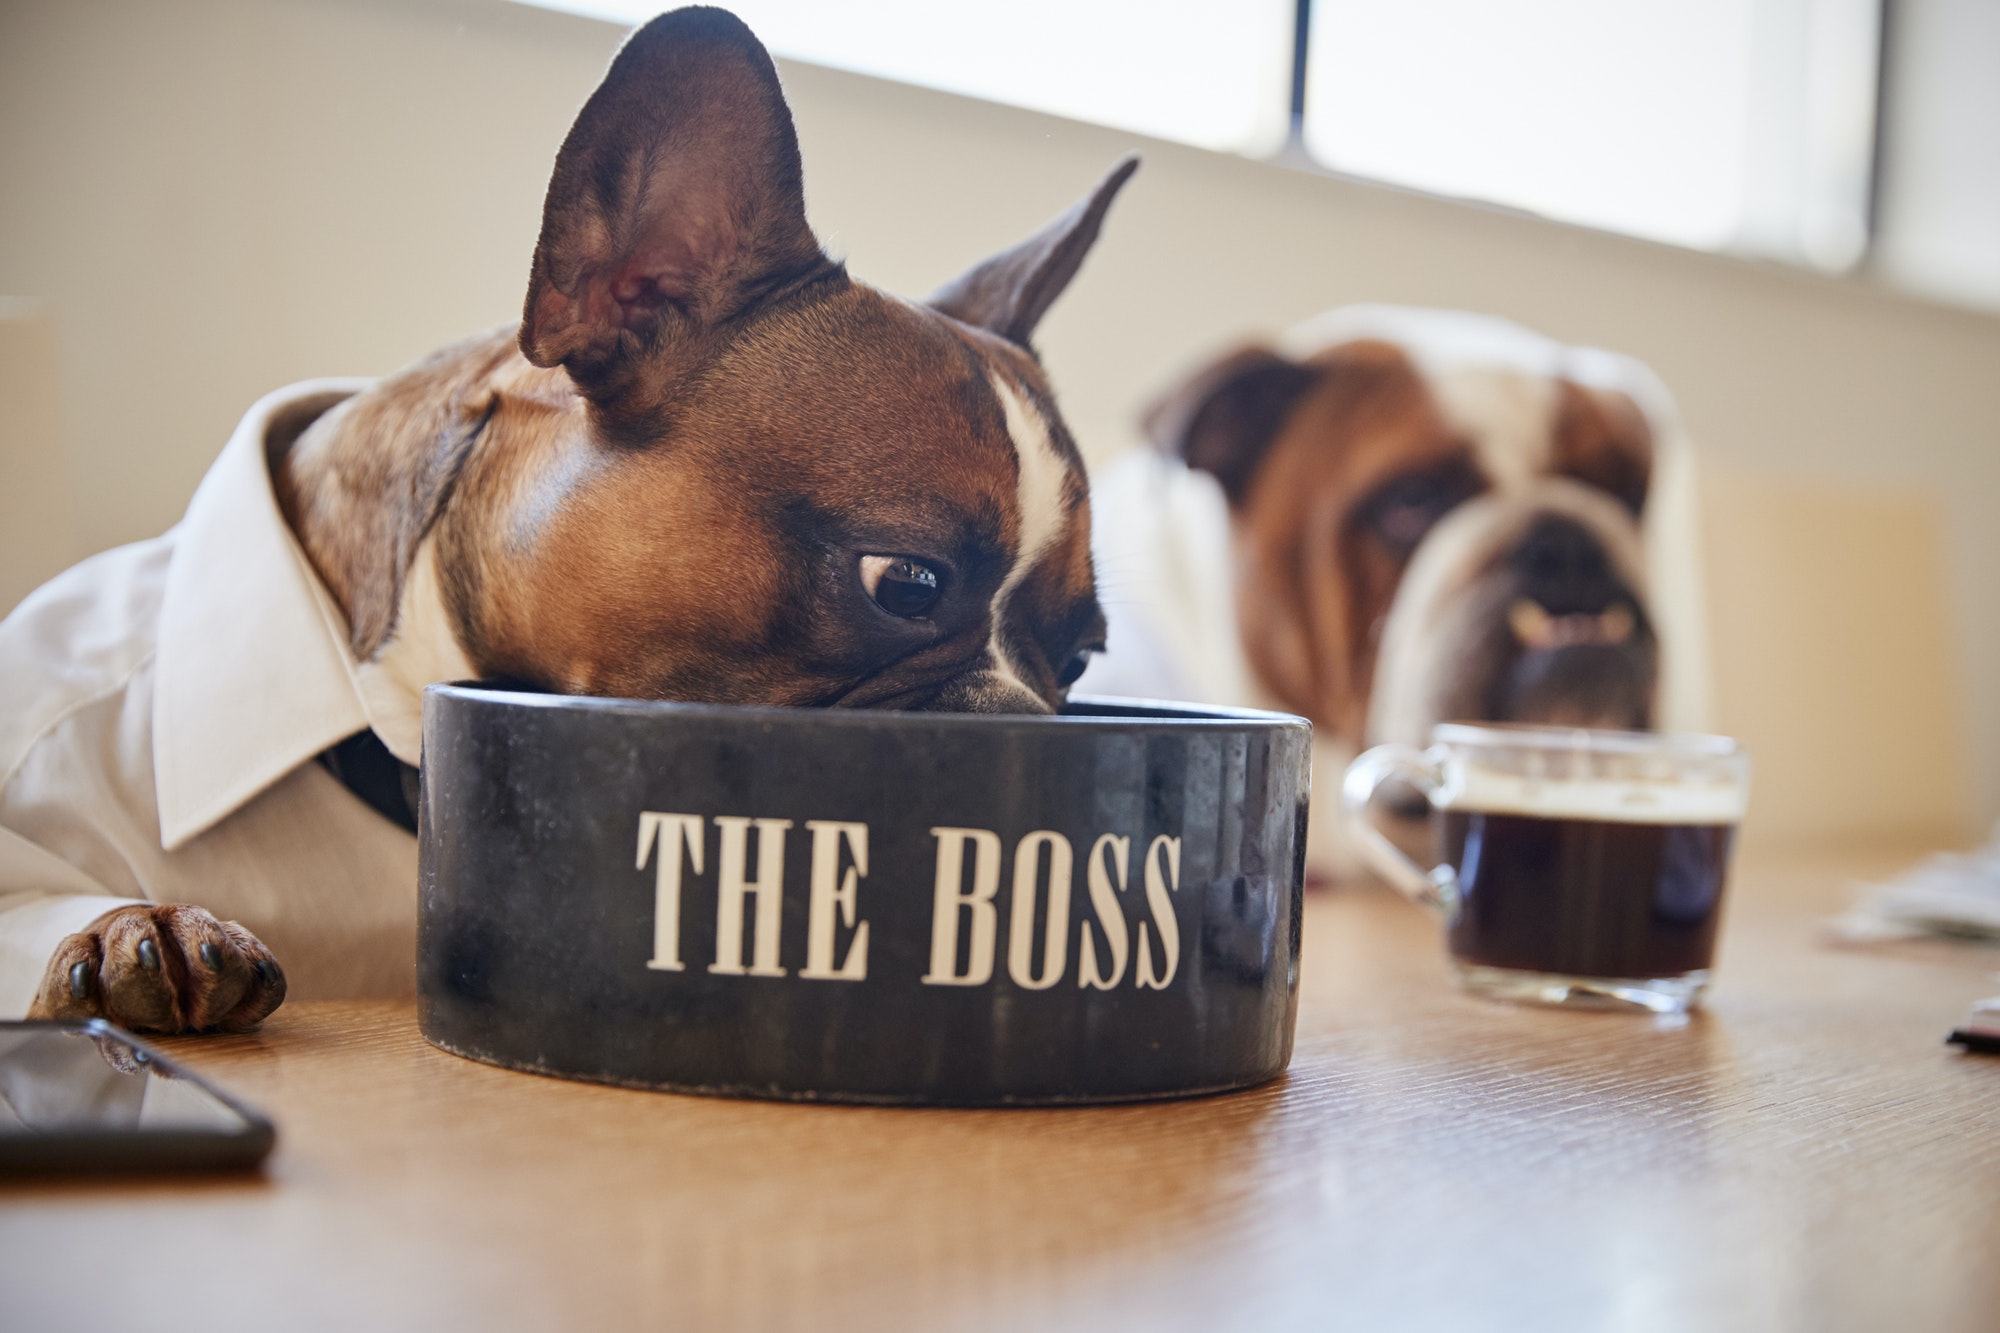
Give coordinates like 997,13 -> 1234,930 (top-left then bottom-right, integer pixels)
29,6 -> 1134,1033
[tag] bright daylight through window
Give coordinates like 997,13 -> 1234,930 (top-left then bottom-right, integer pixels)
527,0 -> 1297,154
1306,0 -> 1881,268
519,0 -> 1883,272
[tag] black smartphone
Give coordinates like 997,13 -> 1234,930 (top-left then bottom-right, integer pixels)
0,1019 -> 275,1174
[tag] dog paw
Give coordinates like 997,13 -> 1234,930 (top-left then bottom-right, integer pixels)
27,904 -> 287,1035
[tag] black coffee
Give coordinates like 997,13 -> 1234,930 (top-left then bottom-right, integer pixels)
1439,809 -> 1735,979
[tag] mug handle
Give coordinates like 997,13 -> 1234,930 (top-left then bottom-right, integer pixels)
1340,744 -> 1461,919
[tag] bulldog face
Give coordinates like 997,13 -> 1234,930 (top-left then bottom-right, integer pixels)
1152,317 -> 1659,750
280,8 -> 1129,717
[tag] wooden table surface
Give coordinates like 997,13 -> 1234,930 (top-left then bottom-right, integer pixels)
5,848 -> 1997,1332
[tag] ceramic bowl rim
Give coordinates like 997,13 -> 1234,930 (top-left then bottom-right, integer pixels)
424,683 -> 1313,736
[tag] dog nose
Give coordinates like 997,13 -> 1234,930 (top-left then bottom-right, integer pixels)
915,672 -> 1054,715
1511,516 -> 1624,614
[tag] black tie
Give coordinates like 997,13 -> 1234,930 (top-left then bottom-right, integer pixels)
319,730 -> 420,834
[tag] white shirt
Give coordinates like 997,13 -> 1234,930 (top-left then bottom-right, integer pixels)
1077,447 -> 1359,879
1074,446 -> 1257,710
0,381 -> 421,1016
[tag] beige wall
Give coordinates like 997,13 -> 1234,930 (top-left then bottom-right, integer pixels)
1697,462 -> 1974,848
0,301 -> 73,615
4,0 -> 1997,841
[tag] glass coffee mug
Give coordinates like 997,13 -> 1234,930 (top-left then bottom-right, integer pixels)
1342,724 -> 1750,1013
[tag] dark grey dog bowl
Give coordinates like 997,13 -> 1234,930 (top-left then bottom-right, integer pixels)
416,684 -> 1311,1105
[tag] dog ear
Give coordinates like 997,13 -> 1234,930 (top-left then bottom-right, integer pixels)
1144,346 -> 1323,505
1554,382 -> 1653,516
928,156 -> 1139,347
520,8 -> 837,415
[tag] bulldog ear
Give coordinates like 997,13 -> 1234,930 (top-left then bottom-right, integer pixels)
928,156 -> 1139,347
1554,382 -> 1654,517
520,8 -> 836,405
1144,346 -> 1322,505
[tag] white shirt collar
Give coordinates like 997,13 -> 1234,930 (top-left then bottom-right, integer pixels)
152,379 -> 384,850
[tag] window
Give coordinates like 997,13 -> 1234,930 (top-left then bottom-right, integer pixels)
1306,0 -> 1881,268
527,0 -> 1295,155
519,0 -> 1883,272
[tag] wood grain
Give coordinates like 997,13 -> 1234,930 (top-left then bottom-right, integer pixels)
5,847 -> 1996,1332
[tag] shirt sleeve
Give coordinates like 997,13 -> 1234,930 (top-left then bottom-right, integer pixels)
0,825 -> 142,1018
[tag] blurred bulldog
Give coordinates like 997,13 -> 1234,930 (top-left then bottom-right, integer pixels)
1080,306 -> 1684,879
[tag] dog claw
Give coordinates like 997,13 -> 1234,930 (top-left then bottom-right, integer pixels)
33,906 -> 288,1035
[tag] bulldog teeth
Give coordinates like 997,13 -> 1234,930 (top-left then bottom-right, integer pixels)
1509,599 -> 1637,649
1508,599 -> 1554,648
1600,603 -> 1635,645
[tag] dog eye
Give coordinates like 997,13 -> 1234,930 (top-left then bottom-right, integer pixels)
1365,472 -> 1466,551
859,555 -> 941,619
1057,648 -> 1095,689
1374,479 -> 1441,533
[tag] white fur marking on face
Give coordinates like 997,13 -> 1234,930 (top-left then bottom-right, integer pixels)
987,373 -> 1071,696
355,535 -> 476,765
1422,365 -> 1557,494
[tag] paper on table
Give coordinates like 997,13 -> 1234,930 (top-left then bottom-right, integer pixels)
1831,825 -> 2000,944
1947,997 -> 2000,1054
